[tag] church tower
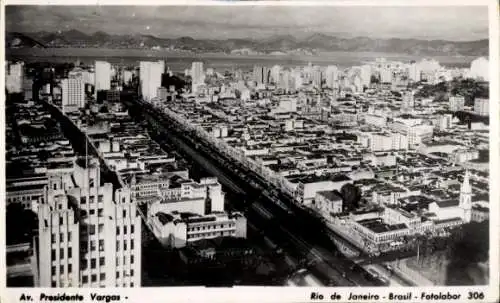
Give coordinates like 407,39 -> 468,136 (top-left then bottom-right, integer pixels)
460,170 -> 472,223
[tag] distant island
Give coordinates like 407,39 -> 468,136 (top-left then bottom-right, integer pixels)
6,30 -> 489,57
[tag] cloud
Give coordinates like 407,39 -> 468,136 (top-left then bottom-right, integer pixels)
5,5 -> 489,41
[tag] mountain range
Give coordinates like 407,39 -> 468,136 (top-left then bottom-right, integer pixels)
6,30 -> 489,56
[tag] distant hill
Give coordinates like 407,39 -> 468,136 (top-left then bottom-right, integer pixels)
6,29 -> 489,56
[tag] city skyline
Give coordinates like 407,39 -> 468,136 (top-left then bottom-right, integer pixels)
6,5 -> 489,41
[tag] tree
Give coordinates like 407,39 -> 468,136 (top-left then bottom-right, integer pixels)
340,183 -> 362,211
446,220 -> 489,285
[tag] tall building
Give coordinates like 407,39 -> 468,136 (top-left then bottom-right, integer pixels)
312,67 -> 322,90
6,61 -> 24,94
61,75 -> 85,113
191,62 -> 204,84
140,60 -> 165,101
380,67 -> 393,83
407,62 -> 421,82
122,70 -> 133,85
271,65 -> 281,84
37,158 -> 141,287
253,66 -> 270,85
459,170 -> 472,223
359,65 -> 372,88
325,65 -> 339,89
94,61 -> 111,91
449,95 -> 465,111
474,98 -> 489,116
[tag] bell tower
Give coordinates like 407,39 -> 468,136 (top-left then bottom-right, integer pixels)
460,170 -> 472,223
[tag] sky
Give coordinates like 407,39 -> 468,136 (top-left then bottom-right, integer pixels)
5,5 -> 489,41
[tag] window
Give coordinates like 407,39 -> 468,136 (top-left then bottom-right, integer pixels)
98,195 -> 103,203
131,240 -> 134,250
123,271 -> 126,278
91,258 -> 96,269
99,240 -> 104,251
131,283 -> 134,287
81,197 -> 86,204
68,247 -> 72,258
60,265 -> 64,274
89,196 -> 95,204
59,216 -> 64,225
124,242 -> 127,251
100,273 -> 105,280
123,210 -> 126,218
91,274 -> 97,282
116,227 -> 120,235
52,281 -> 57,287
82,276 -> 88,284
68,264 -> 72,273
131,224 -> 134,233
130,269 -> 134,277
60,248 -> 64,259
90,209 -> 95,215
123,256 -> 126,265
98,223 -> 104,233
51,266 -> 56,276
116,272 -> 120,279
82,259 -> 88,270
60,233 -> 64,242
124,226 -> 127,234
90,240 -> 96,251
68,232 -> 72,242
131,255 -> 134,264
116,257 -> 119,266
51,234 -> 56,243
116,241 -> 120,250
98,208 -> 103,217
99,257 -> 105,266
89,225 -> 96,235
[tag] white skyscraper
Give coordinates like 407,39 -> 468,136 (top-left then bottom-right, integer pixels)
37,158 -> 142,287
140,60 -> 165,101
408,62 -> 421,82
6,61 -> 24,93
61,75 -> 85,113
359,65 -> 372,88
191,62 -> 204,84
325,65 -> 339,89
271,65 -> 281,84
95,61 -> 111,91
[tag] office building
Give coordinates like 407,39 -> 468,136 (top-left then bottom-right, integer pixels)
325,65 -> 339,89
271,65 -> 281,84
359,65 -> 372,88
37,158 -> 141,287
95,61 -> 111,91
61,75 -> 85,113
140,60 -> 165,101
408,62 -> 421,82
191,62 -> 204,85
253,66 -> 270,85
312,67 -> 322,90
6,61 -> 24,94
